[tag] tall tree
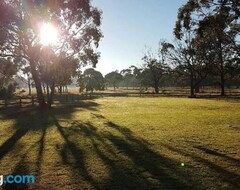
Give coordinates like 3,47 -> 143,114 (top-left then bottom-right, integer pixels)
137,68 -> 153,90
142,42 -> 172,94
168,32 -> 213,97
174,0 -> 240,96
105,71 -> 123,91
120,68 -> 132,89
53,57 -> 78,94
80,68 -> 104,93
120,66 -> 141,89
0,0 -> 102,108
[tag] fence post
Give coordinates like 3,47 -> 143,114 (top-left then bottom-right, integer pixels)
31,96 -> 34,106
19,97 -> 22,108
4,98 -> 7,109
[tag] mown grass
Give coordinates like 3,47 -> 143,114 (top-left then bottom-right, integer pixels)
0,97 -> 239,190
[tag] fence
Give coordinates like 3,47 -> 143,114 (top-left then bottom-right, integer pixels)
0,96 -> 37,109
2,87 -> 240,109
0,93 -> 102,109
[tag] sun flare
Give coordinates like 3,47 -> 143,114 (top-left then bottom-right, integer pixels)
40,22 -> 58,46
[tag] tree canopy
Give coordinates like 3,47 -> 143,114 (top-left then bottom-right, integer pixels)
105,71 -> 123,91
81,68 -> 104,92
0,0 -> 102,108
173,0 -> 240,96
142,42 -> 172,94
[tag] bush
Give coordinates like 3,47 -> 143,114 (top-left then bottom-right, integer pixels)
0,83 -> 17,99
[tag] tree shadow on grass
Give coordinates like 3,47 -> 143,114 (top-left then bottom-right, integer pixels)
2,99 -> 237,189
2,159 -> 31,190
2,126 -> 48,190
0,110 -> 51,190
0,127 -> 29,161
162,143 -> 240,190
54,117 -> 194,190
193,145 -> 240,164
0,100 -> 100,190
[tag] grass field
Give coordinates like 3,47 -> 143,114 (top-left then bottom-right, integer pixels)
0,97 -> 240,190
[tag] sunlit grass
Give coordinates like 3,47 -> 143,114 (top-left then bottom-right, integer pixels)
0,97 -> 239,189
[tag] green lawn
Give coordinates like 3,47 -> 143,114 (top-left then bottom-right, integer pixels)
0,97 -> 240,190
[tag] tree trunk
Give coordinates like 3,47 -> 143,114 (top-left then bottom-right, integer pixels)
218,40 -> 225,96
220,74 -> 225,96
30,64 -> 46,108
220,66 -> 225,96
59,85 -> 62,94
154,83 -> 159,94
195,84 -> 200,93
27,76 -> 31,96
190,72 -> 195,98
47,83 -> 55,108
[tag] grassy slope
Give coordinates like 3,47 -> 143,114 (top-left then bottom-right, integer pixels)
0,97 -> 239,190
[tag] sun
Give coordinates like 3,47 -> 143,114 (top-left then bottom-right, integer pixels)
40,22 -> 59,46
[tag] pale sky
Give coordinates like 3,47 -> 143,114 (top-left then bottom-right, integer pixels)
92,0 -> 187,75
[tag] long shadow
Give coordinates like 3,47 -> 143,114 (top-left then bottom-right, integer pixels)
54,117 -> 194,190
0,109 -> 52,162
1,137 -> 40,190
0,127 -> 29,161
3,100 -> 232,189
163,143 -> 240,189
54,117 -> 100,190
194,145 -> 240,164
2,135 -> 49,190
54,95 -> 100,111
35,126 -> 47,181
104,122 -> 193,190
0,100 -> 100,189
0,110 -> 49,189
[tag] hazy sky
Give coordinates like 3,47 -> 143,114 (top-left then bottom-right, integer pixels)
92,0 -> 187,75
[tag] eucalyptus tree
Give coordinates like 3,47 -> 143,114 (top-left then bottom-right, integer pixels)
120,66 -> 142,89
142,41 -> 173,94
0,0 -> 102,108
174,0 -> 240,96
82,68 -> 104,93
105,71 -> 123,91
168,31 -> 213,97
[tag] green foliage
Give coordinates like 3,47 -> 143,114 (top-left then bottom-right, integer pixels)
78,68 -> 104,92
0,0 -> 103,108
173,0 -> 240,96
105,71 -> 123,90
0,83 -> 17,98
142,41 -> 171,93
120,66 -> 142,88
0,58 -> 18,98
